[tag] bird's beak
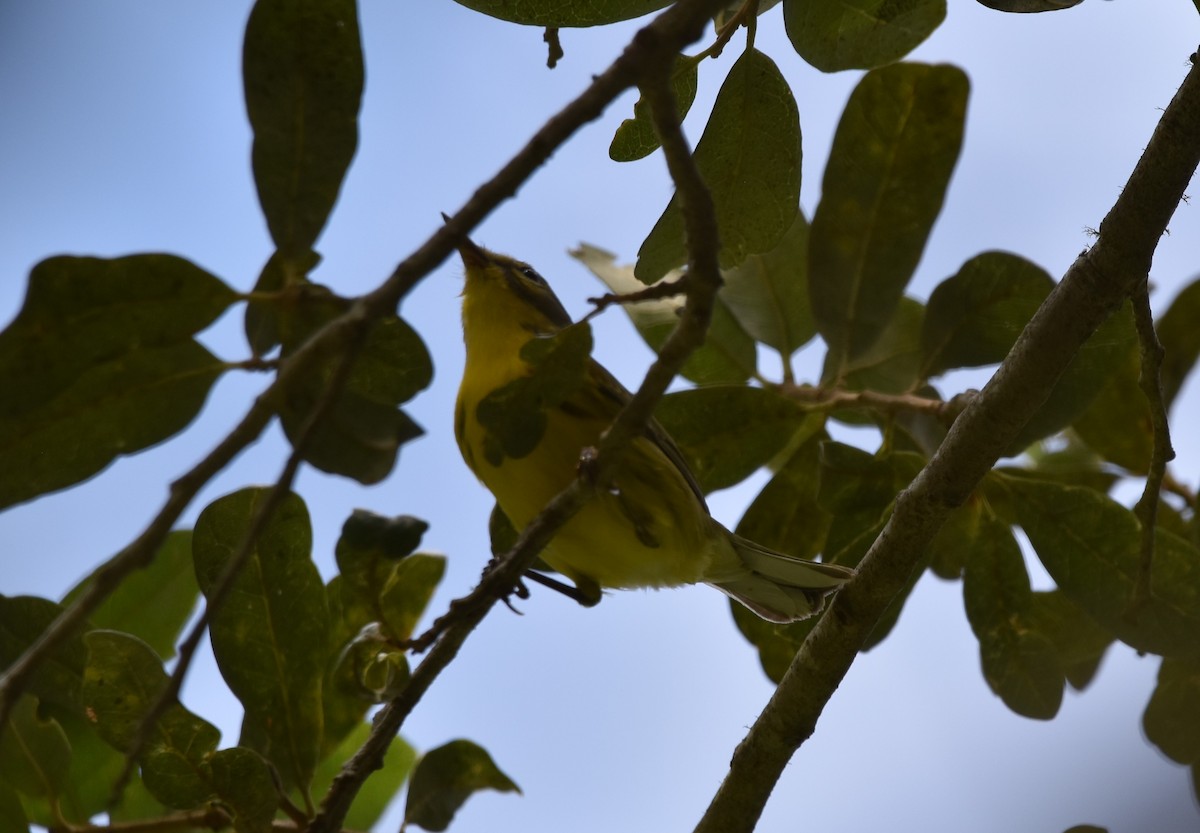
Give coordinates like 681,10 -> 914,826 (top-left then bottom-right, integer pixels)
442,212 -> 490,270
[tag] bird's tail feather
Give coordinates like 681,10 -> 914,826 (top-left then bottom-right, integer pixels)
709,534 -> 854,624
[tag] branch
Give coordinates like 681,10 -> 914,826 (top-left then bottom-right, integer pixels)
777,382 -> 973,424
307,5 -> 729,830
1127,278 -> 1176,618
695,47 -> 1200,833
111,326 -> 371,806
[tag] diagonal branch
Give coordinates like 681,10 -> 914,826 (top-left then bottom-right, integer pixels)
0,0 -> 732,734
307,7 -> 729,832
695,47 -> 1200,833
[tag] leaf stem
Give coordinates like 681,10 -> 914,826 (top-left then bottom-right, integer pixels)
1126,278 -> 1176,619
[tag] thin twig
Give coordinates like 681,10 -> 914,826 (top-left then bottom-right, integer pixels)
306,5 -> 727,830
694,47 -> 1200,833
1127,278 -> 1176,620
777,382 -> 974,424
583,275 -> 689,320
109,323 -> 371,808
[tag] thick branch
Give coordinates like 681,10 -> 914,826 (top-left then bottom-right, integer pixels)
695,48 -> 1200,833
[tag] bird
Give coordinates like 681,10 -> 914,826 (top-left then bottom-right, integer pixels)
452,234 -> 853,622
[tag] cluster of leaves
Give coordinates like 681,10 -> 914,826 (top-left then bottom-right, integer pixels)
559,0 -> 1200,812
0,1 -> 516,831
2,0 -> 1198,832
0,497 -> 518,832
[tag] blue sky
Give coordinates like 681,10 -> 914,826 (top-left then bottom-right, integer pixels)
2,2 -> 1199,831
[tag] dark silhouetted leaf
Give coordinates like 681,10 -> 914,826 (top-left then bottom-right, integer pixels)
573,244 -> 756,384
731,599 -> 817,684
1006,302 -> 1137,455
209,747 -> 276,833
784,0 -> 946,72
826,297 -> 924,394
637,49 -> 801,281
278,290 -> 432,483
720,211 -> 818,358
379,554 -> 446,642
244,0 -> 363,259
655,386 -> 823,494
244,250 -> 320,356
450,0 -> 670,26
610,56 -> 698,162
1143,657 -> 1200,764
476,322 -> 592,466
63,531 -> 199,661
0,255 -> 234,507
977,0 -> 1083,11
0,783 -> 27,833
963,514 -> 1063,719
920,251 -> 1054,378
81,631 -> 220,810
1072,345 -> 1152,473
1004,477 -> 1200,659
737,432 -> 831,562
1157,275 -> 1200,410
818,443 -> 923,564
0,696 -> 71,802
0,595 -> 86,711
404,740 -> 520,832
193,488 -> 327,791
810,63 -> 967,362
1026,590 -> 1112,691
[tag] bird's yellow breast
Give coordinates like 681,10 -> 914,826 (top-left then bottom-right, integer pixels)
455,349 -> 714,592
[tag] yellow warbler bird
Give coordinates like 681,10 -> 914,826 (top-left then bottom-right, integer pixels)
453,236 -> 852,622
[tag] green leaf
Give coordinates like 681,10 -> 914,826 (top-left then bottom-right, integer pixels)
920,251 -> 1054,378
449,0 -> 670,26
826,297 -> 924,394
244,250 -> 320,356
731,600 -> 817,684
0,696 -> 71,801
0,595 -> 86,711
209,748 -> 277,833
63,531 -> 199,661
572,244 -> 756,385
976,0 -> 1083,11
926,497 -> 981,579
278,291 -> 432,483
1143,657 -> 1200,764
404,740 -> 521,832
1071,345 -> 1152,473
335,511 -> 430,610
809,63 -> 967,362
81,631 -> 220,810
654,386 -> 824,494
312,722 -> 415,831
963,514 -> 1063,719
818,443 -> 923,564
736,431 -> 831,562
636,49 -> 801,282
1026,590 -> 1112,691
610,56 -> 698,162
720,211 -> 818,358
784,0 -> 946,72
475,322 -> 592,466
0,783 -> 28,833
1003,477 -> 1200,659
1156,274 -> 1200,410
0,255 -> 234,507
1005,301 -> 1137,455
379,554 -> 446,642
992,438 -> 1120,496
244,0 -> 363,260
193,488 -> 328,791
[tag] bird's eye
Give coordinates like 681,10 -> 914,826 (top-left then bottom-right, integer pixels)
519,266 -> 546,286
